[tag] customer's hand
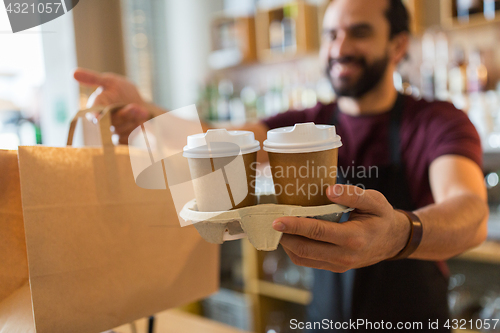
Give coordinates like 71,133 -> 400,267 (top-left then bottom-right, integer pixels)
74,68 -> 151,144
272,184 -> 412,272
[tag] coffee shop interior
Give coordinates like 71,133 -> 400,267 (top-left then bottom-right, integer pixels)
2,0 -> 500,332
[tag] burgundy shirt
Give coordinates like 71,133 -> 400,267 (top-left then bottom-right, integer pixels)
263,95 -> 483,209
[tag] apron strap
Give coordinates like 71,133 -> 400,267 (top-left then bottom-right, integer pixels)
309,94 -> 408,331
388,93 -> 405,166
330,93 -> 405,167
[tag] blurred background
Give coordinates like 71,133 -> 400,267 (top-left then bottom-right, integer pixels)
2,0 -> 500,332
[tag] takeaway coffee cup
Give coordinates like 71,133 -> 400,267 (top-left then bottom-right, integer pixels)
183,129 -> 260,212
263,123 -> 343,206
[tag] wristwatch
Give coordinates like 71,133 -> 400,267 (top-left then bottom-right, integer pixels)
388,209 -> 423,261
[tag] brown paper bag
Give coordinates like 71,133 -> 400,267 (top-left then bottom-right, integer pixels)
0,150 -> 35,333
0,150 -> 28,302
0,106 -> 219,333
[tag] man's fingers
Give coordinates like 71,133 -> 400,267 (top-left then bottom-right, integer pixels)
112,104 -> 148,127
281,245 -> 333,270
281,242 -> 350,273
111,104 -> 150,144
273,216 -> 357,246
112,107 -> 136,127
326,184 -> 386,215
280,233 -> 337,261
118,134 -> 131,145
114,122 -> 136,135
89,90 -> 110,107
74,68 -> 106,88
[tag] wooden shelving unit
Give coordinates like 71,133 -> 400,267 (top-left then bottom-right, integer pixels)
209,1 -> 321,70
251,280 -> 311,305
242,238 -> 263,333
241,240 -> 500,332
241,238 -> 312,333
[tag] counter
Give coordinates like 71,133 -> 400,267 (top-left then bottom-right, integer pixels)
111,309 -> 253,333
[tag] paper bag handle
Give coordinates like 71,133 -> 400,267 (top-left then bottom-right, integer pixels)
67,104 -> 125,146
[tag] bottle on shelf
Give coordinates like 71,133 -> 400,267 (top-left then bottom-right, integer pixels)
269,19 -> 284,53
449,46 -> 468,96
483,0 -> 500,20
448,46 -> 469,111
217,79 -> 234,121
229,97 -> 246,125
456,0 -> 484,22
262,246 -> 314,290
240,86 -> 258,121
467,49 -> 488,93
263,75 -> 284,117
420,31 -> 436,101
301,69 -> 319,109
217,20 -> 237,50
434,32 -> 450,101
197,63 -> 329,123
282,3 -> 298,53
280,72 -> 292,112
196,80 -> 219,121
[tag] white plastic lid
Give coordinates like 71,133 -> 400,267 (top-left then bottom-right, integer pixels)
183,129 -> 261,158
263,123 -> 342,154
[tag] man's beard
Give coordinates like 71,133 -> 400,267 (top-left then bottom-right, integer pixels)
326,54 -> 390,98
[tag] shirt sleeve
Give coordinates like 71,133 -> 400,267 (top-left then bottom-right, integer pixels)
262,110 -> 309,130
425,102 -> 483,169
261,103 -> 334,130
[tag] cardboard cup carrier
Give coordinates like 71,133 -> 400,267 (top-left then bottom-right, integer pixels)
264,123 -> 343,206
181,126 -> 350,251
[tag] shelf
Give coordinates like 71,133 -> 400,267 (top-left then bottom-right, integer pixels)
112,309 -> 252,333
446,14 -> 500,29
247,280 -> 312,305
455,241 -> 500,264
253,49 -> 318,65
440,0 -> 500,29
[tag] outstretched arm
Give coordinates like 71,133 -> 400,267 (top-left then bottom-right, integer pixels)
74,68 -> 169,143
410,155 -> 488,260
272,155 -> 488,272
74,68 -> 270,162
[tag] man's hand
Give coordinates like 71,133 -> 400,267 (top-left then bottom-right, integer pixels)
272,184 -> 411,273
74,68 -> 151,144
74,68 -> 146,107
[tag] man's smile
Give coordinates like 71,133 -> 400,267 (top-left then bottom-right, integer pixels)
330,61 -> 362,79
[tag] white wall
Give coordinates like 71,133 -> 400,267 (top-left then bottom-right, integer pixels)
40,12 -> 80,146
160,0 -> 224,110
0,15 -> 45,111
